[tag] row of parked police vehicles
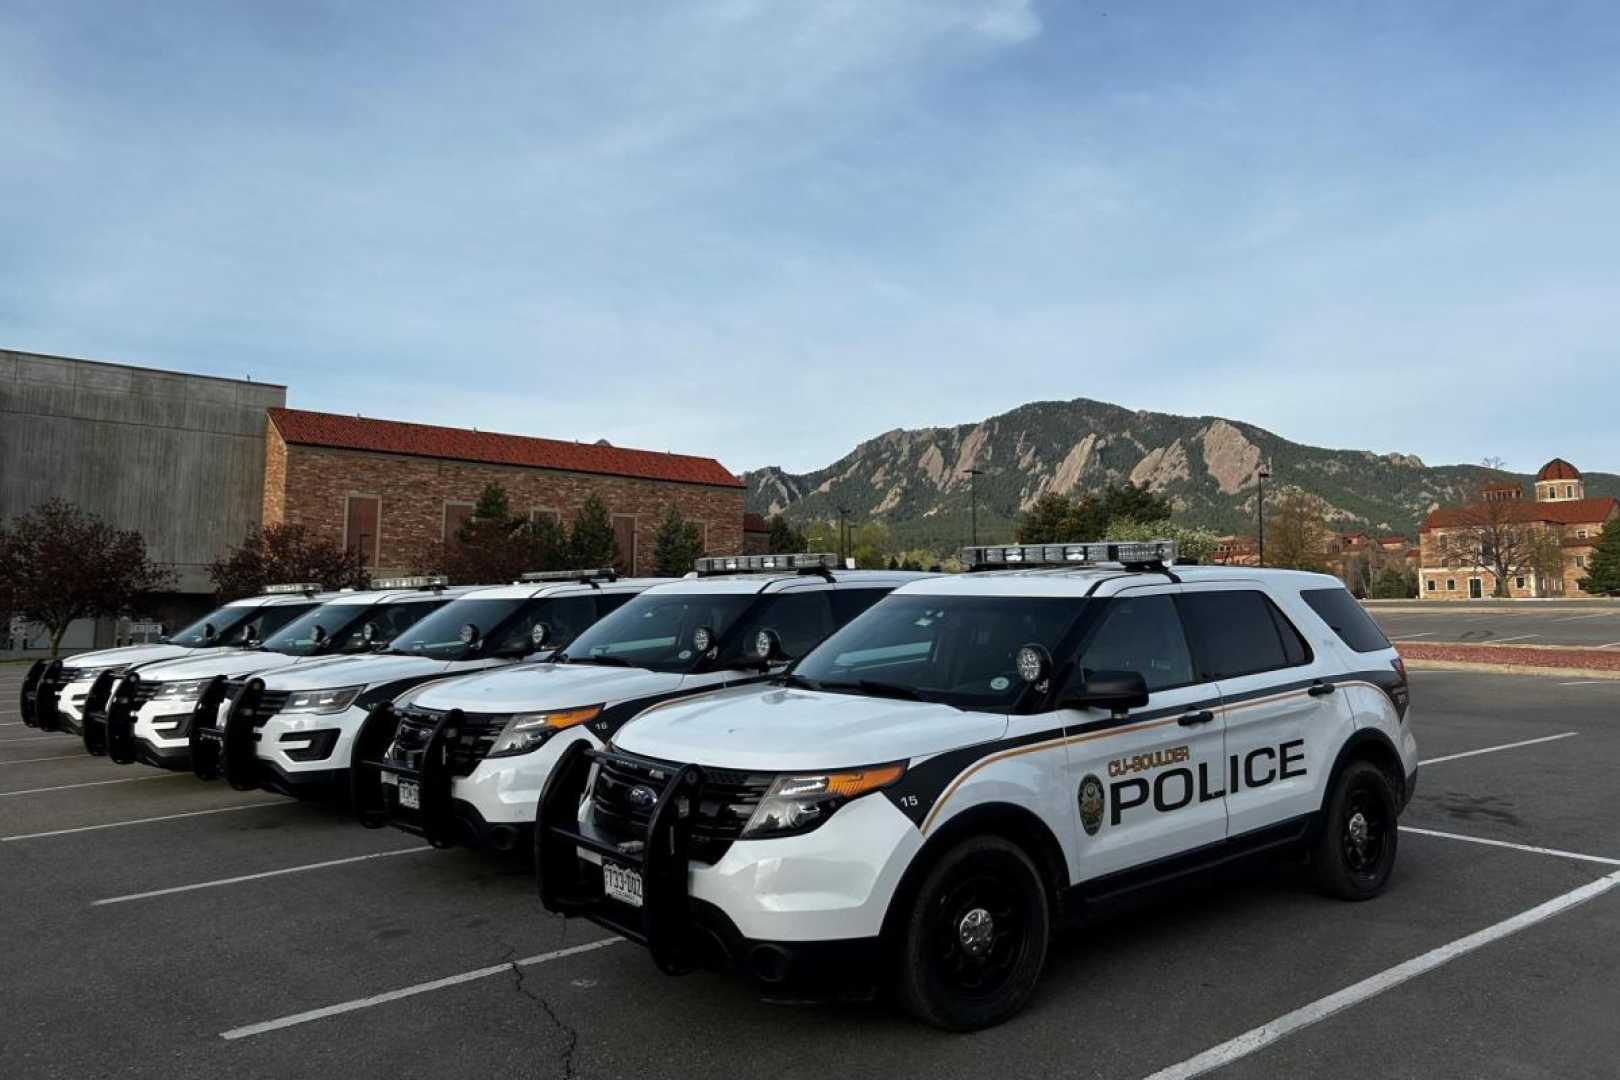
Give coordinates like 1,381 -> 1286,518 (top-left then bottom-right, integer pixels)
18,542 -> 1418,1030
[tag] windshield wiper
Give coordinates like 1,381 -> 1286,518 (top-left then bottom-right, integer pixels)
815,679 -> 931,702
772,672 -> 821,691
563,654 -> 633,667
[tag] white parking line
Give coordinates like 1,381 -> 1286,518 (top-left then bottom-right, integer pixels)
0,754 -> 84,766
1550,612 -> 1615,622
95,846 -> 434,905
0,734 -> 76,744
1489,634 -> 1541,643
1420,732 -> 1578,766
220,938 -> 622,1040
1390,633 -> 1434,640
1400,826 -> 1620,868
0,774 -> 185,798
2,801 -> 290,841
1558,680 -> 1609,687
1139,867 -> 1620,1080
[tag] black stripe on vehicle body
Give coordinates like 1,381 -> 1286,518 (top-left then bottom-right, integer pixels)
587,675 -> 771,742
356,673 -> 463,709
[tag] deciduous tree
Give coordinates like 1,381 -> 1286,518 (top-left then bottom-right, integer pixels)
210,523 -> 369,601
1265,492 -> 1330,572
1,499 -> 173,655
765,514 -> 807,554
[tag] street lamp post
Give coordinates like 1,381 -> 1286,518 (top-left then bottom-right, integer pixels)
967,468 -> 984,546
836,506 -> 851,565
1257,466 -> 1271,566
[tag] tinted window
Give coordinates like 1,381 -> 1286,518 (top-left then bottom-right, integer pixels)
1301,587 -> 1391,653
392,598 -> 529,660
169,602 -> 315,647
830,588 -> 889,625
261,599 -> 444,656
1178,590 -> 1301,679
794,595 -> 1087,711
1079,594 -> 1195,692
561,592 -> 756,672
726,591 -> 835,662
491,595 -> 600,656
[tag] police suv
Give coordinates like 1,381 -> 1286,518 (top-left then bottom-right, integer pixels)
83,579 -> 471,769
17,585 -> 330,736
352,555 -> 928,853
536,541 -> 1417,1031
189,570 -> 665,799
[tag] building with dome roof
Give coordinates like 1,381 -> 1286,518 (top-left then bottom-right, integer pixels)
1417,458 -> 1618,599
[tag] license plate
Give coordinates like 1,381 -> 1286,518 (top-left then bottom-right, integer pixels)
602,862 -> 643,908
398,779 -> 420,810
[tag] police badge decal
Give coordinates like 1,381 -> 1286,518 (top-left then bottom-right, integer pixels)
1079,775 -> 1105,836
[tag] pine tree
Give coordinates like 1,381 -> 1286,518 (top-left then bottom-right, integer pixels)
766,514 -> 806,554
652,505 -> 705,576
568,495 -> 620,570
1578,522 -> 1620,595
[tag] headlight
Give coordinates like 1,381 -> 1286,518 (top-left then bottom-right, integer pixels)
152,679 -> 210,703
740,763 -> 906,839
280,685 -> 366,715
67,664 -> 128,682
487,705 -> 603,758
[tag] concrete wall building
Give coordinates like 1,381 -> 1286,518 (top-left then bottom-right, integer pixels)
262,408 -> 745,577
2,350 -> 285,641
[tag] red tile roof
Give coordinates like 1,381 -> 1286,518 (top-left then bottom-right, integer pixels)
1421,496 -> 1618,531
1536,457 -> 1582,482
268,408 -> 742,488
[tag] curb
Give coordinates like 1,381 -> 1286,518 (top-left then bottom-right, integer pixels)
1402,659 -> 1620,681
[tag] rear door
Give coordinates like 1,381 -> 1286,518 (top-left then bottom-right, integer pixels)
1061,583 -> 1228,881
1177,584 -> 1343,838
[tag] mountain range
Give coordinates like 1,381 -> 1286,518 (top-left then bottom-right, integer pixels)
741,398 -> 1619,552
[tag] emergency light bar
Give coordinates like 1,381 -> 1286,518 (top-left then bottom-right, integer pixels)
694,552 -> 838,575
519,568 -> 617,583
962,540 -> 1178,571
264,582 -> 323,595
372,575 -> 449,590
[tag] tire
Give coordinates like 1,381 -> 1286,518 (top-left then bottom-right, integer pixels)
1312,759 -> 1400,901
894,834 -> 1050,1031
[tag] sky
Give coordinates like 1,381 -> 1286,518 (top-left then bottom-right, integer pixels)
3,1 -> 1618,478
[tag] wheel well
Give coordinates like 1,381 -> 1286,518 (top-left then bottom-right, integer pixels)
880,802 -> 1071,946
1326,730 -> 1405,807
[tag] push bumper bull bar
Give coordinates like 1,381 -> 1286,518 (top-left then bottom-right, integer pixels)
536,740 -> 705,976
187,676 -> 232,781
20,660 -> 55,730
351,704 -> 464,849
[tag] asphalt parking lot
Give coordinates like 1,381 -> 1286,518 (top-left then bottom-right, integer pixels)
3,662 -> 1619,1079
1368,600 -> 1620,648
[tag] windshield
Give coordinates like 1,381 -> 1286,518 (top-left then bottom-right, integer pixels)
168,602 -> 317,647
559,592 -> 757,673
259,598 -> 444,656
390,598 -> 529,660
791,595 -> 1089,710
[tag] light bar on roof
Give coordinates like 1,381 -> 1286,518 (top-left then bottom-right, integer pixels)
264,582 -> 323,594
372,575 -> 449,590
962,540 -> 1178,570
693,552 -> 838,575
519,568 -> 616,582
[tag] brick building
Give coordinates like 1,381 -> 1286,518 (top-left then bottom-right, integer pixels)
262,408 -> 745,576
1417,458 -> 1618,600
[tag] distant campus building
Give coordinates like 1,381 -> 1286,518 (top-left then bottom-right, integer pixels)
1417,458 -> 1618,600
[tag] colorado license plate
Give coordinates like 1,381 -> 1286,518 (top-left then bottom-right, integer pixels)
602,862 -> 643,908
397,779 -> 421,810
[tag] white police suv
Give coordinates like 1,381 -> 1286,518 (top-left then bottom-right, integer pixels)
17,585 -> 329,736
189,570 -> 666,800
536,541 -> 1416,1030
83,579 -> 471,770
352,555 -> 929,853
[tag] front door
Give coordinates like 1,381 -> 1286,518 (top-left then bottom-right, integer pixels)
1469,578 -> 1483,599
1061,585 -> 1227,882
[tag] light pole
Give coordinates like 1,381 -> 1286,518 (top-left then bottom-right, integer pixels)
836,506 -> 851,565
967,468 -> 984,546
1256,466 -> 1271,566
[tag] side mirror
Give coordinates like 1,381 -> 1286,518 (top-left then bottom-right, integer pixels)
1062,670 -> 1149,714
752,628 -> 782,663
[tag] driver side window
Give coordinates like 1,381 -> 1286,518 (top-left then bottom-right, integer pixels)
745,591 -> 835,661
1079,593 -> 1195,692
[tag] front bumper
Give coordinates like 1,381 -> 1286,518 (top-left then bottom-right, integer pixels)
536,742 -> 914,1001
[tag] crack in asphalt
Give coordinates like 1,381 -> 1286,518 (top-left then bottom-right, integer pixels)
502,936 -> 582,1080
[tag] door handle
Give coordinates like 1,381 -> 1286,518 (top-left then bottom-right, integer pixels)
1308,681 -> 1336,697
1178,709 -> 1216,727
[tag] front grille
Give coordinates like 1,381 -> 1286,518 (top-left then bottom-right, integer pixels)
206,680 -> 292,730
589,753 -> 771,865
387,708 -> 509,776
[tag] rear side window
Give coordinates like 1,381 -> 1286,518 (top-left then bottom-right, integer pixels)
1178,590 -> 1309,680
1301,587 -> 1392,653
830,588 -> 889,625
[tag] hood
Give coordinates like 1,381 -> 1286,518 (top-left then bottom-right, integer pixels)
62,643 -> 191,672
256,653 -> 505,691
129,649 -> 310,684
409,661 -> 685,714
614,684 -> 1009,772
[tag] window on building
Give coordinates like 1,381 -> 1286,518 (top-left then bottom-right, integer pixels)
1446,578 -> 1456,591
1565,485 -> 1574,498
345,495 -> 381,567
689,518 -> 709,552
530,508 -> 562,529
611,514 -> 637,574
1576,556 -> 1586,568
1515,576 -> 1526,590
443,501 -> 475,549
1577,529 -> 1588,539
1426,579 -> 1436,592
